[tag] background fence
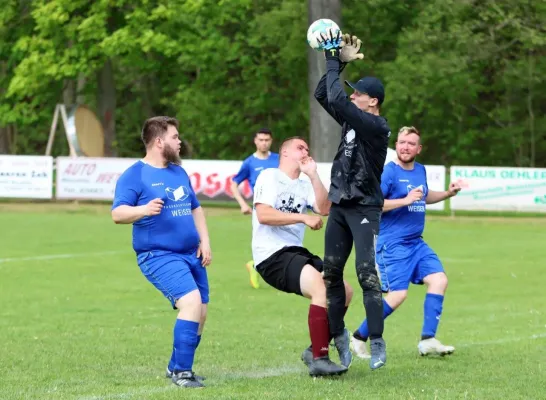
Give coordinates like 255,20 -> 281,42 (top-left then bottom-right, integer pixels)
1,155 -> 545,213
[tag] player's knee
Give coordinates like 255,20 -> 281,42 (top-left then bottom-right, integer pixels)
356,265 -> 381,292
301,265 -> 327,305
344,280 -> 354,305
175,289 -> 202,316
322,260 -> 344,287
426,272 -> 448,292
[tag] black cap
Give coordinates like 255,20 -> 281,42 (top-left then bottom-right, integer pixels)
345,77 -> 385,105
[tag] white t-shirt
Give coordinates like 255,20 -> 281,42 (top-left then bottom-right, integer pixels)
251,168 -> 316,266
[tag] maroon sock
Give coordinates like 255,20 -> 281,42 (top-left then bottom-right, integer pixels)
308,304 -> 330,359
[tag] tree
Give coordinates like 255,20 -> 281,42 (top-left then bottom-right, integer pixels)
307,0 -> 342,162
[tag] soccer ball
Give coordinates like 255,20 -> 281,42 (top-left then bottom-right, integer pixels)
307,19 -> 341,51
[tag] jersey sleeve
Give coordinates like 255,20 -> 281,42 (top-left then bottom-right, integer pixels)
112,167 -> 140,209
232,158 -> 250,185
380,164 -> 394,199
253,171 -> 277,208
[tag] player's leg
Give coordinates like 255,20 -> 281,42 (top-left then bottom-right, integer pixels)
301,279 -> 353,367
256,247 -> 347,377
298,263 -> 349,376
346,206 -> 387,369
137,251 -> 204,388
322,204 -> 354,364
351,245 -> 413,359
414,242 -> 454,356
245,259 -> 261,289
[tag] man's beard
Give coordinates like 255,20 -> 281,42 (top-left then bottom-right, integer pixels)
162,144 -> 181,165
396,152 -> 416,164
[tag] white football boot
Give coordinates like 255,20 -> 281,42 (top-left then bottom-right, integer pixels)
418,338 -> 455,356
350,335 -> 371,359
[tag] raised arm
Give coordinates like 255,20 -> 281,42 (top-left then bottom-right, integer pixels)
314,73 -> 344,126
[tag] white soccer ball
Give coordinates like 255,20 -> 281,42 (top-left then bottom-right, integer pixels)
307,19 -> 342,51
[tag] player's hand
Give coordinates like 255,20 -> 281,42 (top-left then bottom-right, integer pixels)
298,156 -> 317,177
240,203 -> 252,215
339,33 -> 364,63
448,182 -> 462,197
319,28 -> 342,59
144,198 -> 163,216
404,188 -> 424,205
197,241 -> 212,267
303,214 -> 324,230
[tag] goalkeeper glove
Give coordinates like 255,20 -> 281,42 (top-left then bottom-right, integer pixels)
318,29 -> 343,59
339,33 -> 364,63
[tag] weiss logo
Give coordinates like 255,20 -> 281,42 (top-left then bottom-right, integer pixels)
407,184 -> 426,213
344,129 -> 356,157
165,186 -> 190,202
151,182 -> 164,187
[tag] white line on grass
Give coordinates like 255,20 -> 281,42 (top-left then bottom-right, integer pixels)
74,335 -> 546,400
0,251 -> 125,264
76,365 -> 303,400
460,332 -> 546,347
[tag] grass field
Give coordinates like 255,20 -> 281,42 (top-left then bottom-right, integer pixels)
1,203 -> 545,400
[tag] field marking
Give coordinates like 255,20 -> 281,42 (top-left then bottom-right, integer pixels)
73,334 -> 546,400
460,332 -> 546,347
76,365 -> 302,400
0,251 -> 125,264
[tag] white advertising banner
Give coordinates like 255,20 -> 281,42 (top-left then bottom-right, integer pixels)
450,166 -> 546,212
424,165 -> 447,211
56,157 -> 447,209
56,157 -> 139,200
0,155 -> 53,199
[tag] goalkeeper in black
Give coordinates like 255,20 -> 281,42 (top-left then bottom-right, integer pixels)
314,31 -> 390,370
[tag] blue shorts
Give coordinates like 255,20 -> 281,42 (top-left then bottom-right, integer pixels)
137,250 -> 209,308
376,239 -> 444,292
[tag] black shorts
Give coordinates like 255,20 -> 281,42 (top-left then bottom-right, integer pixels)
255,246 -> 323,296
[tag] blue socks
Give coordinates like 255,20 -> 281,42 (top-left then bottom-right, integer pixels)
421,293 -> 444,340
172,319 -> 199,372
356,299 -> 394,340
168,333 -> 202,371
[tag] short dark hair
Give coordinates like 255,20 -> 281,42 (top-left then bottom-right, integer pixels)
141,116 -> 179,147
254,127 -> 272,138
280,136 -> 307,152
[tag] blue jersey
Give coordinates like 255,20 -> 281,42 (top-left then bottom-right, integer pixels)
232,152 -> 279,191
377,161 -> 428,249
112,161 -> 201,255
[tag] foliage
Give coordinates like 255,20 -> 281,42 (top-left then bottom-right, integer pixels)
0,0 -> 544,166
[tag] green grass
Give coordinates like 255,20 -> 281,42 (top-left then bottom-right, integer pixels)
1,204 -> 545,400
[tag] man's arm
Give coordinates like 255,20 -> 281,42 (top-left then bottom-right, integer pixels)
255,204 -> 307,226
192,206 -> 210,244
111,169 -> 161,224
112,205 -> 147,224
231,160 -> 252,214
230,180 -> 251,212
314,73 -> 345,126
426,182 -> 461,204
309,173 -> 331,216
325,57 -> 380,139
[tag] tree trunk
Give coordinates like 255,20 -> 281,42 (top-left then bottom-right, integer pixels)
0,126 -> 11,154
97,59 -> 117,156
307,0 -> 342,162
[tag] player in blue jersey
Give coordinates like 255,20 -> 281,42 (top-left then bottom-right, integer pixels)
112,116 -> 212,389
230,128 -> 280,289
350,126 -> 461,359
